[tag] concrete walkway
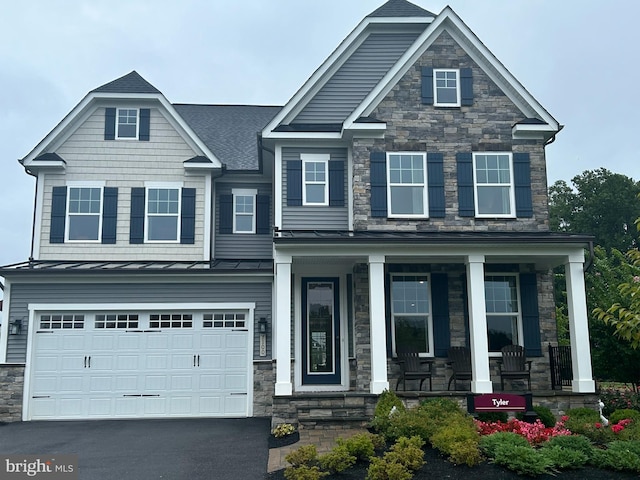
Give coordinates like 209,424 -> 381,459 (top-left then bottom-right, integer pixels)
267,426 -> 369,473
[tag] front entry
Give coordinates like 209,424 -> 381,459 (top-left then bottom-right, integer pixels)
301,278 -> 341,385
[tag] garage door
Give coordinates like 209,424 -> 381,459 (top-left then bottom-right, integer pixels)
27,310 -> 250,420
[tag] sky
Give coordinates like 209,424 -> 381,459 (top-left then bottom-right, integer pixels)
1,0 -> 639,276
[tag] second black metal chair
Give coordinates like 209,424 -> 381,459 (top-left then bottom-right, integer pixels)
447,346 -> 472,391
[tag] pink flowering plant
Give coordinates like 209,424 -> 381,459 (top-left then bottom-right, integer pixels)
474,417 -> 571,446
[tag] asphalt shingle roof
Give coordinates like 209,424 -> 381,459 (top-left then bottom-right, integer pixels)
367,0 -> 435,18
174,104 -> 281,171
91,71 -> 161,94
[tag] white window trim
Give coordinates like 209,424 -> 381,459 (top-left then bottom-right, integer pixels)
65,183 -> 105,243
115,108 -> 139,140
144,182 -> 182,243
386,152 -> 429,218
302,153 -> 329,206
390,273 -> 434,357
473,152 -> 516,218
433,68 -> 461,107
232,188 -> 257,234
485,273 -> 524,357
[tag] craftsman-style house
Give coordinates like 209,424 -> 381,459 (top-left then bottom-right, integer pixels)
0,0 -> 595,424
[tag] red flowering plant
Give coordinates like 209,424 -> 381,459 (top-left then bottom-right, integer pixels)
474,417 -> 571,446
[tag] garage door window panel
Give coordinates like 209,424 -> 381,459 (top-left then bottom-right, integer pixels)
203,313 -> 246,328
149,313 -> 193,328
95,314 -> 139,329
40,314 -> 85,330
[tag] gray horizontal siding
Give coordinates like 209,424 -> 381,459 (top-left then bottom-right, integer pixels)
215,182 -> 273,259
294,32 -> 421,123
6,281 -> 272,362
282,148 -> 349,230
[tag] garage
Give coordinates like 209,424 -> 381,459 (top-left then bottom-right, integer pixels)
25,307 -> 252,420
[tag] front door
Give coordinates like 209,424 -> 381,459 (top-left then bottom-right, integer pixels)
302,278 -> 341,385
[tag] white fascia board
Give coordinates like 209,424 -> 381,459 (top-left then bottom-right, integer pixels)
24,160 -> 66,171
183,162 -> 217,171
367,17 -> 434,25
342,121 -> 387,133
512,123 -> 557,140
262,132 -> 343,141
347,6 -> 560,132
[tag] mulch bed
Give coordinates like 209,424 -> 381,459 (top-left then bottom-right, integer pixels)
266,445 -> 638,479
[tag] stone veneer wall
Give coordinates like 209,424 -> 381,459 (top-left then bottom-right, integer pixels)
253,361 -> 275,417
0,364 -> 24,422
351,30 -> 550,232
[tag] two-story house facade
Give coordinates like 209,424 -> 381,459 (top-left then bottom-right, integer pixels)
0,0 -> 595,424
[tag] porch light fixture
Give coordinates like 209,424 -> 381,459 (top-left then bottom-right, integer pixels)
9,318 -> 23,335
258,317 -> 268,334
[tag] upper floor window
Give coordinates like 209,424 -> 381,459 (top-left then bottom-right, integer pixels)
116,108 -> 138,139
434,69 -> 460,107
67,186 -> 102,242
302,153 -> 329,206
387,153 -> 427,217
391,274 -> 433,355
233,189 -> 256,233
473,153 -> 515,217
485,275 -> 522,353
146,186 -> 180,242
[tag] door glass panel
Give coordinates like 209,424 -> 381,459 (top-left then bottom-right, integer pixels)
307,282 -> 334,374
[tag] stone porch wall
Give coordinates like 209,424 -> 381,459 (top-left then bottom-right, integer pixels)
0,364 -> 25,422
253,360 -> 275,417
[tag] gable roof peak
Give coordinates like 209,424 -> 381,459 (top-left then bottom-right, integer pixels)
90,71 -> 161,95
367,0 -> 435,18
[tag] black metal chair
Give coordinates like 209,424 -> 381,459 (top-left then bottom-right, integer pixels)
498,344 -> 532,390
395,349 -> 434,391
447,346 -> 472,391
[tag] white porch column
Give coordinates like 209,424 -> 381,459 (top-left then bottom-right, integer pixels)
369,255 -> 389,394
465,255 -> 493,393
274,255 -> 293,396
565,254 -> 596,393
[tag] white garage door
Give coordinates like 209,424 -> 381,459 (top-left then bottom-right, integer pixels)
27,310 -> 250,420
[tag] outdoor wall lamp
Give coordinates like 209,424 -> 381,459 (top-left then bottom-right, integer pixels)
258,317 -> 268,334
9,318 -> 23,335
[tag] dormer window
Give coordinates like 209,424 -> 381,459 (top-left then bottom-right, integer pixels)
116,109 -> 138,139
434,69 -> 460,107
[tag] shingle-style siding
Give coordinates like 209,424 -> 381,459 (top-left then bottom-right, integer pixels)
282,147 -> 349,230
215,182 -> 273,259
39,107 -> 207,261
293,31 -> 422,124
351,31 -> 550,232
5,280 -> 272,363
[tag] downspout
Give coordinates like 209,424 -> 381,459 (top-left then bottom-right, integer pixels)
209,165 -> 225,262
24,165 -> 38,265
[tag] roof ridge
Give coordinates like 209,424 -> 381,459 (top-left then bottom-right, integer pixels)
91,71 -> 161,94
367,0 -> 435,18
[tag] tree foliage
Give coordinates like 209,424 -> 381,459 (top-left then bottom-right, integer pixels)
549,168 -> 640,251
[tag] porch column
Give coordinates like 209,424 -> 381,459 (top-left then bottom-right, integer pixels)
369,255 -> 389,394
274,254 -> 293,396
565,254 -> 596,393
465,255 -> 492,393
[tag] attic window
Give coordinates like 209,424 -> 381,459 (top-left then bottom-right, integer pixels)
434,69 -> 460,107
116,108 -> 138,139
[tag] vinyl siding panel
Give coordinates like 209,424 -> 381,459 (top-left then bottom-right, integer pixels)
215,183 -> 273,259
282,148 -> 348,230
40,107 -> 207,261
294,32 -> 421,123
6,280 -> 272,362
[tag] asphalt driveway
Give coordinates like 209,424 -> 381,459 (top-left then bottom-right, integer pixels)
0,417 -> 270,479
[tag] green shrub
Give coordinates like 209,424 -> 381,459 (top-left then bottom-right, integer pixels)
544,434 -> 594,459
365,436 -> 424,480
419,397 -> 464,417
479,432 -> 529,458
366,457 -> 412,480
371,390 -> 405,435
336,433 -> 380,461
385,407 -> 432,443
284,465 -> 328,480
564,407 -> 602,437
429,416 -> 481,466
590,441 -> 640,473
600,387 -> 640,416
317,445 -> 355,474
493,443 -> 555,476
541,445 -> 588,470
609,408 -> 640,425
285,445 -> 319,467
516,405 -> 556,427
447,440 -> 483,467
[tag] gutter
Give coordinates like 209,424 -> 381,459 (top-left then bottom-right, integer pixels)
23,165 -> 38,262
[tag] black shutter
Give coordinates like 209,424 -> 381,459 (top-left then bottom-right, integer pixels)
513,152 -> 533,218
456,152 -> 475,217
180,188 -> 196,244
104,108 -> 116,140
370,151 -> 387,217
219,194 -> 233,234
520,273 -> 542,357
427,152 -> 445,218
139,108 -> 150,141
328,160 -> 345,207
460,68 -> 473,106
421,67 -> 434,105
129,187 -> 145,244
431,273 -> 450,357
50,186 -> 67,244
256,194 -> 270,234
287,160 -> 302,206
101,187 -> 118,244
